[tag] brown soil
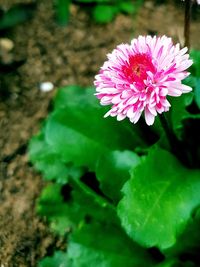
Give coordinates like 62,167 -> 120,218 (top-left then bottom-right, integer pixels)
0,1 -> 200,266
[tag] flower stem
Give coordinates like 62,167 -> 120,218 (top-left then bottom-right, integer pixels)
184,0 -> 192,49
159,114 -> 189,166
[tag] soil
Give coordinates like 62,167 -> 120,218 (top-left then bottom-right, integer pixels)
0,1 -> 199,266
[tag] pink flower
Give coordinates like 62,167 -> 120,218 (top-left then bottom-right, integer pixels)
94,36 -> 193,125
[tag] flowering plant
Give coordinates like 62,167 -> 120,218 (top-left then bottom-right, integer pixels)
28,1 -> 200,267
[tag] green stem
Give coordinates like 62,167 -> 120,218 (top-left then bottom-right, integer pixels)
68,176 -> 115,210
159,114 -> 190,166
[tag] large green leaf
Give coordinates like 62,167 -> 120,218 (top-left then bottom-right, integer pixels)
44,86 -> 144,171
67,222 -> 155,267
29,86 -> 144,182
117,146 -> 200,250
96,150 -> 141,203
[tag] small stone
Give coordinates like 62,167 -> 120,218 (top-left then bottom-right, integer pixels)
0,38 -> 14,52
39,82 -> 54,92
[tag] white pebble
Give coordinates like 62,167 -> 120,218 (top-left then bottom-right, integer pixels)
0,38 -> 14,51
39,82 -> 54,92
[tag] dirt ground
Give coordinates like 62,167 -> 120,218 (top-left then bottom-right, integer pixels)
0,1 -> 200,266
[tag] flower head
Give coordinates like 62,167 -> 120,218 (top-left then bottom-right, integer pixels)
94,35 -> 193,125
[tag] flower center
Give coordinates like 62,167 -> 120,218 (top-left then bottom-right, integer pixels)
122,53 -> 156,85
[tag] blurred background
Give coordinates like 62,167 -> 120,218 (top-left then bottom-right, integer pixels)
0,0 -> 200,266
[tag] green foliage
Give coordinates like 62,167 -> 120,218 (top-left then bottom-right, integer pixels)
91,0 -> 143,24
29,132 -> 82,183
29,86 -> 144,178
39,251 -> 69,267
184,50 -> 200,109
37,172 -> 119,235
190,50 -> 200,78
194,78 -> 200,109
96,150 -> 141,203
168,49 -> 200,138
92,5 -> 117,24
67,222 -> 154,267
55,0 -> 70,25
53,0 -> 143,25
28,81 -> 200,266
117,146 -> 200,249
118,1 -> 136,13
39,222 -> 155,267
165,206 -> 200,260
169,92 -> 194,137
156,259 -> 190,267
0,4 -> 35,30
37,183 -> 73,235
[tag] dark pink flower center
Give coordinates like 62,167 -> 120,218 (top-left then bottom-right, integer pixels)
122,53 -> 156,86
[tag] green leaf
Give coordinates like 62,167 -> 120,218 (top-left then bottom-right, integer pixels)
29,86 -> 144,181
190,50 -> 200,77
184,75 -> 200,110
118,1 -> 136,14
118,0 -> 143,14
0,4 -> 35,30
96,150 -> 141,203
55,0 -> 70,25
92,5 -> 117,24
194,78 -> 200,109
37,183 -> 72,235
169,92 -> 194,138
156,259 -> 185,267
67,222 -> 154,267
169,77 -> 200,139
71,188 -> 119,225
29,133 -> 68,182
44,86 -> 144,171
53,85 -> 94,109
37,177 -> 118,235
29,132 -> 83,183
117,146 -> 200,250
165,206 -> 200,259
39,250 -> 69,267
